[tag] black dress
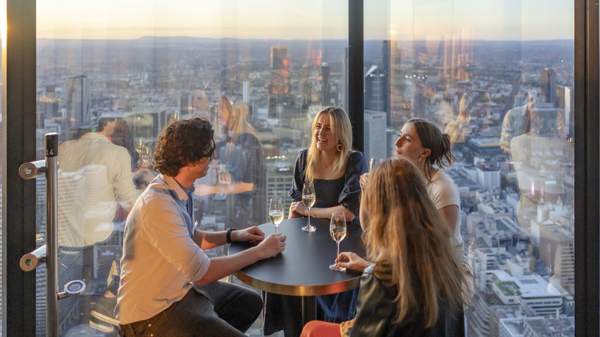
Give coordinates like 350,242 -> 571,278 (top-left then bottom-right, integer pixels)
264,149 -> 367,337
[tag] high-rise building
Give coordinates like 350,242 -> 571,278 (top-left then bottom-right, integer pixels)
364,110 -> 387,161
268,46 -> 292,119
539,224 -> 575,295
364,65 -> 387,112
242,81 -> 250,104
180,92 -> 193,116
540,68 -> 557,105
555,85 -> 573,137
65,75 -> 90,128
320,63 -> 330,105
266,159 -> 294,212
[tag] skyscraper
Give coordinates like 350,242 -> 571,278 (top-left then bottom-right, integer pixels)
364,65 -> 387,112
540,68 -> 557,104
364,110 -> 387,161
320,62 -> 330,105
242,81 -> 250,104
65,75 -> 90,128
268,46 -> 292,119
381,40 -> 392,120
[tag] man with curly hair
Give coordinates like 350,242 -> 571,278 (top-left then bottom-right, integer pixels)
116,118 -> 286,337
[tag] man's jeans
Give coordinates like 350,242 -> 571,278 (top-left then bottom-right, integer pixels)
119,282 -> 262,337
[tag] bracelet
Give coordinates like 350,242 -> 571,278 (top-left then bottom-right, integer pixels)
226,228 -> 234,243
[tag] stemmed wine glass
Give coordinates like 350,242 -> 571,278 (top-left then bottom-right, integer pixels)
301,180 -> 316,232
268,197 -> 284,233
329,211 -> 347,271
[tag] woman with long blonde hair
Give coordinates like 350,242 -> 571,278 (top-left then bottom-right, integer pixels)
265,107 -> 367,337
288,106 -> 365,221
301,158 -> 465,337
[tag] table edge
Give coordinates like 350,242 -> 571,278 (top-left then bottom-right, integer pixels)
233,270 -> 361,297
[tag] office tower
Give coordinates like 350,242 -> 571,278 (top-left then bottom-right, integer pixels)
555,85 -> 573,137
539,224 -> 575,295
530,102 -> 560,137
341,48 -> 349,111
364,65 -> 386,112
381,40 -> 392,122
65,75 -> 90,128
476,163 -> 501,190
364,110 -> 387,161
523,317 -> 574,337
179,92 -> 193,116
540,68 -> 557,104
242,81 -> 250,104
320,62 -> 330,105
268,46 -> 292,119
38,87 -> 60,119
266,159 -> 294,212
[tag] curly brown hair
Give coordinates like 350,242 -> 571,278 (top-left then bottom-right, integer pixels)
154,118 -> 215,176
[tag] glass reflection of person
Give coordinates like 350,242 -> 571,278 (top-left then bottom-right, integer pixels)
301,158 -> 465,337
200,96 -> 266,229
57,115 -> 139,332
194,96 -> 267,228
509,102 -> 573,231
58,115 -> 138,247
264,107 -> 367,337
500,94 -> 534,153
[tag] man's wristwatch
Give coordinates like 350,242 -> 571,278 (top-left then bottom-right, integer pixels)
226,228 -> 234,243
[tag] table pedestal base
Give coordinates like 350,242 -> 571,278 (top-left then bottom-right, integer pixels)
301,296 -> 316,326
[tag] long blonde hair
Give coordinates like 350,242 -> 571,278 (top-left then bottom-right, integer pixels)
305,107 -> 352,181
220,96 -> 257,140
361,158 -> 464,327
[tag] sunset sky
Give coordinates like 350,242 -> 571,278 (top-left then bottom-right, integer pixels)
36,0 -> 573,40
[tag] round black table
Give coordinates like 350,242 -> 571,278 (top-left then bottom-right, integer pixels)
229,217 -> 365,326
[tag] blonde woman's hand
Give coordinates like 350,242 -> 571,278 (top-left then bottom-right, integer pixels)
336,252 -> 371,272
289,201 -> 308,218
359,173 -> 369,189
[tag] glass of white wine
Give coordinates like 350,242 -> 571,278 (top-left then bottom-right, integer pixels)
329,211 -> 347,271
301,180 -> 316,232
269,197 -> 284,233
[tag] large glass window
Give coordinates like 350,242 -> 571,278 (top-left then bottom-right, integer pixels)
36,1 -> 346,335
365,1 -> 575,336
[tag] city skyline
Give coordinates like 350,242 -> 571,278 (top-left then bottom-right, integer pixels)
37,0 -> 572,40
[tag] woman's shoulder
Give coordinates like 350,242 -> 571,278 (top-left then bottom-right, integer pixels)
346,151 -> 366,167
430,170 -> 457,189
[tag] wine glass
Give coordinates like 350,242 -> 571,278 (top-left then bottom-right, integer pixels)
301,180 -> 316,232
268,197 -> 284,233
329,211 -> 347,271
369,157 -> 384,171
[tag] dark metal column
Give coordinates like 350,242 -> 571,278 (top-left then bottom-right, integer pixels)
6,0 -> 37,337
574,0 -> 599,336
348,0 -> 364,152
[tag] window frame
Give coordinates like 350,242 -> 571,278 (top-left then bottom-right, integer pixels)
3,0 -> 598,336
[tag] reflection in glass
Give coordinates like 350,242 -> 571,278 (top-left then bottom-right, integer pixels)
36,1 -> 348,334
365,1 -> 574,336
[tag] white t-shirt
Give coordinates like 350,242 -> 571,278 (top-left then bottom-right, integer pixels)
426,170 -> 463,247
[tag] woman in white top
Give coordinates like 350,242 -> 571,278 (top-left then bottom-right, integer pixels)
359,118 -> 463,258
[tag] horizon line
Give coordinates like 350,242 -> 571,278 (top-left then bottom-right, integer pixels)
36,36 -> 575,42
